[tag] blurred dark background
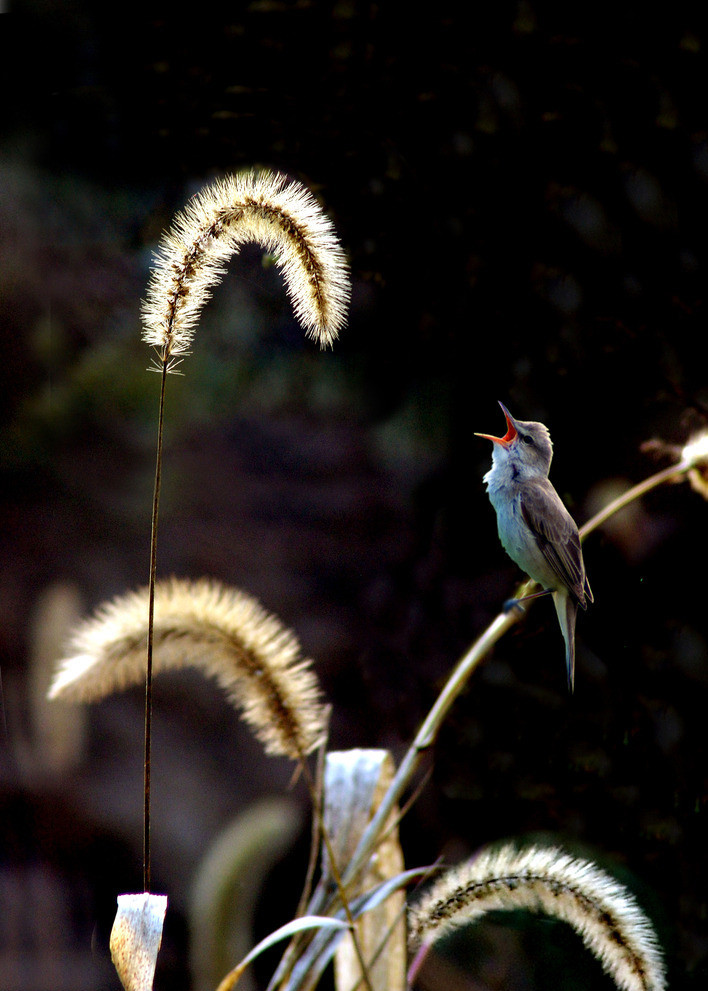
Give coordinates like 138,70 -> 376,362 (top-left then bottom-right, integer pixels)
1,1 -> 707,988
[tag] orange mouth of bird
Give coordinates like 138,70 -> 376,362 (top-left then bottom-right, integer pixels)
475,407 -> 517,446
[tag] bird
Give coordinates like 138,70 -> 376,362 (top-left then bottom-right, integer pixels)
476,402 -> 593,691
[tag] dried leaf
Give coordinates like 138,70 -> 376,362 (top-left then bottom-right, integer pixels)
110,893 -> 168,991
216,916 -> 349,991
324,749 -> 406,991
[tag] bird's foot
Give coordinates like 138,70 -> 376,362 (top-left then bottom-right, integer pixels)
503,588 -> 553,614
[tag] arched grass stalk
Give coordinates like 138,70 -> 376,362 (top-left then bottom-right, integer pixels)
274,442 -> 702,986
49,168 -> 367,989
139,170 -> 349,892
270,440 -> 703,988
142,170 -> 350,360
321,430 -> 708,910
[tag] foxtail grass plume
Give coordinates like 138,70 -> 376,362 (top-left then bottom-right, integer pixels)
48,578 -> 326,760
682,428 -> 708,499
142,170 -> 349,363
408,843 -> 666,991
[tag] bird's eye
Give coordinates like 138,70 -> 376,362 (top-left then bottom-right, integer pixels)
521,434 -> 534,446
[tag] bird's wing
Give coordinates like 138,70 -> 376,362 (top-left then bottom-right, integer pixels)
520,480 -> 590,607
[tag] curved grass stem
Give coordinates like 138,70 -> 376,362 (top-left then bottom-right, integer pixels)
333,456 -> 695,904
578,459 -> 690,539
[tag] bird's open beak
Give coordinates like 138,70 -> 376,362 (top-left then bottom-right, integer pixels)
475,401 -> 518,446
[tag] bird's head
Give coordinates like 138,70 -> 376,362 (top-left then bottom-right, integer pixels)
476,402 -> 553,477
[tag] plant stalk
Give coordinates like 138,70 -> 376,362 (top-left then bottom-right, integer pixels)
144,359 -> 169,893
335,457 -> 693,898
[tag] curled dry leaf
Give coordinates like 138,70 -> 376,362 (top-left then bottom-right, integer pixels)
110,893 -> 168,991
324,749 -> 406,991
216,916 -> 350,991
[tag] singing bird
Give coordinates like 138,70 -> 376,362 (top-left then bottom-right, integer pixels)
476,402 -> 592,691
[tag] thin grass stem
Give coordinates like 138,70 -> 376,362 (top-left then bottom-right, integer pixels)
298,761 -> 376,991
329,455 -> 697,910
578,460 -> 689,539
144,359 -> 169,893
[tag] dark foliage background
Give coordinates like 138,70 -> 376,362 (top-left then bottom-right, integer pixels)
1,1 -> 707,989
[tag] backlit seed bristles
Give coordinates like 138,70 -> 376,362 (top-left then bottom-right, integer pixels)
408,843 -> 666,991
682,428 -> 708,500
142,170 -> 349,359
48,577 -> 327,760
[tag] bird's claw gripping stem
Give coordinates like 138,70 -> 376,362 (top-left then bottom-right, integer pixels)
503,588 -> 553,614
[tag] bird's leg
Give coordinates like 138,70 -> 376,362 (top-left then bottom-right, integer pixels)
503,588 -> 552,614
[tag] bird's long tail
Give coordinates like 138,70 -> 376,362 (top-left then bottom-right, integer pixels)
552,591 -> 579,693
